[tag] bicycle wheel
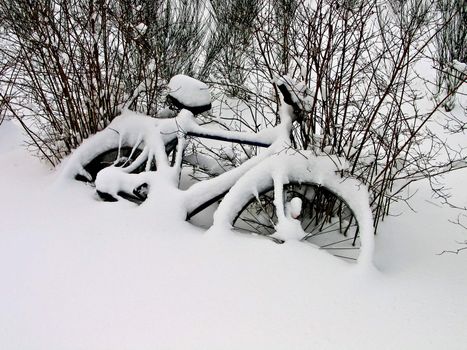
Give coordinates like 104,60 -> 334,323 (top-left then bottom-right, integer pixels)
232,182 -> 363,261
65,134 -> 178,203
76,146 -> 149,183
212,154 -> 374,265
84,139 -> 179,202
78,138 -> 178,182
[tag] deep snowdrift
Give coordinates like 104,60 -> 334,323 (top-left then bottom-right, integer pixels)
0,120 -> 466,349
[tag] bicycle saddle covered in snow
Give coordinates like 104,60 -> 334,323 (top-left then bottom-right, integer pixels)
167,75 -> 212,115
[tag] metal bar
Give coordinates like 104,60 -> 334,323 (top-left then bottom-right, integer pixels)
186,190 -> 229,220
186,131 -> 271,148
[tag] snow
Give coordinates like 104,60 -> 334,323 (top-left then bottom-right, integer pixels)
94,166 -> 147,199
168,75 -> 212,108
1,120 -> 467,349
286,197 -> 302,219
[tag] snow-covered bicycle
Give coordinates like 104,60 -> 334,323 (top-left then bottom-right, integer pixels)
60,75 -> 374,265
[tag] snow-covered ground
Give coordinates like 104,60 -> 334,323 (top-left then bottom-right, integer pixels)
1,119 -> 466,349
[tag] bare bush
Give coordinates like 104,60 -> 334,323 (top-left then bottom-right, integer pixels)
211,0 -> 467,231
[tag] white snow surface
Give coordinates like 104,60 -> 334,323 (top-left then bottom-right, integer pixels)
1,120 -> 467,349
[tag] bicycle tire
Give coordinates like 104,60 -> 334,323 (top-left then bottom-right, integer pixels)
63,128 -> 177,202
212,154 -> 374,264
81,139 -> 178,202
233,182 -> 366,260
77,137 -> 178,183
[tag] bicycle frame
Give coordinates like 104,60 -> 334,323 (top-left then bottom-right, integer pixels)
60,97 -> 295,201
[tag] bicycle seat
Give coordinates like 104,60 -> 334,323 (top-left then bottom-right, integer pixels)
167,75 -> 212,115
